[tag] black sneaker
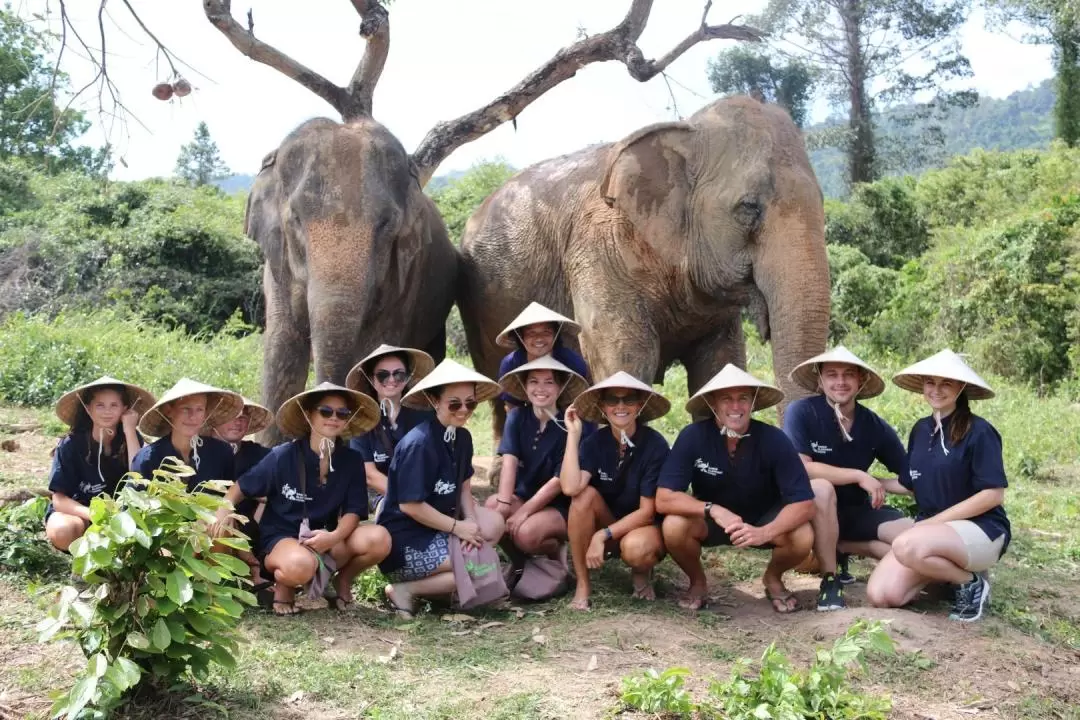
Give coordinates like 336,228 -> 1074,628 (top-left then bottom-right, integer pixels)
817,573 -> 846,611
949,573 -> 990,622
836,553 -> 856,585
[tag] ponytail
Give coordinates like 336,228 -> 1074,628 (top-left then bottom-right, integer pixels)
949,391 -> 973,446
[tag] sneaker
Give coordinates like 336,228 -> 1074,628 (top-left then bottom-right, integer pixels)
817,573 -> 846,611
836,553 -> 856,585
949,573 -> 990,622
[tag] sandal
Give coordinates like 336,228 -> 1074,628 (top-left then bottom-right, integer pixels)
383,586 -> 415,620
272,600 -> 302,617
765,588 -> 799,614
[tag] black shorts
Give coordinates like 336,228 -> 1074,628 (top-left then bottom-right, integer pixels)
837,504 -> 906,542
703,504 -> 783,549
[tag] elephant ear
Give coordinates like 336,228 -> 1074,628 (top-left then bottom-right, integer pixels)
598,121 -> 695,245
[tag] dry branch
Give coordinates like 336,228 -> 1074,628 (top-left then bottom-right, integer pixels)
409,0 -> 763,186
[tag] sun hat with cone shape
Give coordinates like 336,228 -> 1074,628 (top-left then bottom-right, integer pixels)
789,345 -> 886,399
891,349 -> 995,400
401,359 -> 501,410
276,382 -> 380,439
138,378 -> 245,438
571,371 -> 671,425
345,343 -> 436,397
498,354 -> 589,409
495,301 -> 581,350
55,376 -> 157,429
203,396 -> 273,438
685,364 -> 785,417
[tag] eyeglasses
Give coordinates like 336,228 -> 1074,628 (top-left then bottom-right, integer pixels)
447,399 -> 478,413
374,369 -> 409,383
316,406 -> 353,420
601,393 -> 642,407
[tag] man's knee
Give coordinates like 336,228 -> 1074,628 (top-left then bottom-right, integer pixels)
776,522 -> 814,555
810,478 -> 836,510
866,577 -> 905,608
661,514 -> 702,549
890,531 -> 921,567
620,530 -> 663,569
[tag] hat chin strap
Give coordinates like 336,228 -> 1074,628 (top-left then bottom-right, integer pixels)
297,399 -> 353,474
520,376 -> 570,433
709,388 -> 757,439
930,382 -> 966,456
189,436 -> 203,471
830,400 -> 854,443
617,395 -> 652,449
94,427 -> 114,486
212,427 -> 239,454
379,397 -> 399,429
425,395 -> 457,444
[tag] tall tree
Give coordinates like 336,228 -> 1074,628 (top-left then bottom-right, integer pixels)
986,0 -> 1080,146
707,46 -> 818,127
756,0 -> 975,186
174,122 -> 230,187
0,9 -> 108,174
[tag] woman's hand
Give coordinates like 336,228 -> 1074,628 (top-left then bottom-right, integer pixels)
453,519 -> 484,549
586,530 -> 607,569
209,508 -> 234,539
300,529 -> 339,554
507,508 -> 532,538
121,408 -> 139,434
494,498 -> 515,519
565,406 -> 583,436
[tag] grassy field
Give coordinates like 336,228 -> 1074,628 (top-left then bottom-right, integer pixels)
2,318 -> 1080,719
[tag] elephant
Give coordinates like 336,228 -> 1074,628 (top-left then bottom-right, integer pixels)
245,117 -> 457,445
458,95 -> 830,434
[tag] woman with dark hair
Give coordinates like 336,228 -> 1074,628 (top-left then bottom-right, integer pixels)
346,344 -> 435,515
211,382 -> 390,616
46,376 -> 155,551
867,350 -> 1011,623
378,359 -> 506,618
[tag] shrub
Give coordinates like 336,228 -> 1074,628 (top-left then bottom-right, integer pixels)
0,496 -> 69,579
825,176 -> 929,269
38,459 -> 255,719
826,245 -> 899,340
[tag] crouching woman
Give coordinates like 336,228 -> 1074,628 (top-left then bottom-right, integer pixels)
212,383 -> 390,616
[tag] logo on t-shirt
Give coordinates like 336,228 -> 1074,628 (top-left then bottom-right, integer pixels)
597,469 -> 614,483
373,450 -> 389,463
909,469 -> 922,481
810,441 -> 833,455
693,458 -> 722,477
282,483 -> 313,503
78,481 -> 106,496
433,479 -> 456,495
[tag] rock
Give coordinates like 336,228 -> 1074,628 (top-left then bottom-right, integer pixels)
1,440 -> 18,452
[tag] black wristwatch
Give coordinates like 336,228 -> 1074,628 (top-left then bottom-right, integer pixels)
703,502 -> 713,519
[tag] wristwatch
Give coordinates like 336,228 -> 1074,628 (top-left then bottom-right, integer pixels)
703,502 -> 714,519
603,527 -> 613,541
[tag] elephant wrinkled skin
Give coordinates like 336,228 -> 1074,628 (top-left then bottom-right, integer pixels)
246,117 -> 456,444
459,96 -> 830,426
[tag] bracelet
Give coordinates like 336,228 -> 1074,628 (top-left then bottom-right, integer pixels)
603,526 -> 613,541
496,498 -> 512,506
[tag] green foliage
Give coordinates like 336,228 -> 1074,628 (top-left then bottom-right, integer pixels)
707,46 -> 817,127
37,458 -> 255,719
0,495 -> 68,579
825,176 -> 930,268
428,159 -> 516,245
0,309 -> 260,406
174,122 -> 231,188
619,667 -> 696,715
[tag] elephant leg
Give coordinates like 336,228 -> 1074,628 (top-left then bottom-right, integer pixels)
682,315 -> 746,422
259,266 -> 310,446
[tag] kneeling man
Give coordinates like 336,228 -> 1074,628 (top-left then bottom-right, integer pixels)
657,364 -> 815,613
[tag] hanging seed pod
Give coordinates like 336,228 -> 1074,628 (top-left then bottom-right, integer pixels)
172,78 -> 192,98
152,82 -> 174,101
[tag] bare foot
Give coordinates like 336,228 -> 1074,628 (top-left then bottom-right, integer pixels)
630,571 -> 656,601
677,584 -> 707,610
569,595 -> 591,611
272,585 -> 300,616
384,584 -> 415,619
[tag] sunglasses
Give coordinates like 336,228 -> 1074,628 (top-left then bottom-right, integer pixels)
374,369 -> 409,383
316,405 -> 353,420
601,393 -> 642,407
447,398 -> 478,413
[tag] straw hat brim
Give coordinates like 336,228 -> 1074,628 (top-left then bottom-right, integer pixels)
401,360 -> 501,410
891,370 -> 994,400
276,384 -> 381,439
139,388 -> 245,438
571,374 -> 671,425
345,344 -> 437,397
55,377 -> 157,428
790,359 -> 885,400
495,303 -> 582,350
498,359 -> 589,409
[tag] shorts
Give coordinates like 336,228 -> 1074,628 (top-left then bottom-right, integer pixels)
703,504 -> 783,549
837,504 -> 907,542
386,532 -> 451,583
515,493 -> 570,520
947,520 -> 1006,572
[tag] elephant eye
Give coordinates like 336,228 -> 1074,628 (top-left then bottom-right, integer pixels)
735,199 -> 763,231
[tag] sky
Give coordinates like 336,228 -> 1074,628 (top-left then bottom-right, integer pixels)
18,0 -> 1055,182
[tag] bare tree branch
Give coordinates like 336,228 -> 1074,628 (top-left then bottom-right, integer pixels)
410,0 -> 764,186
343,0 -> 390,119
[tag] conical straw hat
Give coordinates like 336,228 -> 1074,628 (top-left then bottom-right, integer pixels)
498,354 -> 589,409
345,343 -> 436,397
138,378 -> 245,438
685,364 -> 785,417
55,376 -> 156,428
571,371 -> 671,425
401,359 -> 501,410
495,301 -> 581,349
891,349 -> 994,400
276,382 -> 381,439
789,345 -> 885,399
238,397 -> 274,436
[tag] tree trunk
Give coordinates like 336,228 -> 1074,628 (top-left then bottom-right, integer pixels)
841,0 -> 875,185
1054,17 -> 1080,148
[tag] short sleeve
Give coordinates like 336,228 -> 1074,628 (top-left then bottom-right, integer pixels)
658,426 -> 695,492
768,429 -> 814,504
781,399 -> 814,455
238,447 -> 280,498
637,433 -> 670,499
497,408 -> 523,458
350,434 -> 375,463
390,440 -> 436,503
47,438 -> 78,495
342,455 -> 369,519
874,417 -> 909,478
899,425 -> 918,490
969,424 -> 1008,491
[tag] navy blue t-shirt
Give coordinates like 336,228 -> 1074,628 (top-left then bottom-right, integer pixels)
132,435 -> 235,493
497,345 -> 590,407
498,407 -> 592,500
349,406 -> 433,475
902,413 -> 1011,551
783,395 -> 908,507
659,419 -> 813,521
579,425 -> 669,520
48,431 -> 138,505
235,440 -> 271,478
378,418 -> 475,572
239,439 -> 368,552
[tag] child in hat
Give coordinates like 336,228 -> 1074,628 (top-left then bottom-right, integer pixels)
45,377 -> 154,551
211,382 -> 390,616
560,371 -> 670,611
378,359 -> 506,618
867,350 -> 1010,622
657,364 -> 815,613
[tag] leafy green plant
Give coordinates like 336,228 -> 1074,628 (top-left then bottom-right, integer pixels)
0,495 -> 69,579
37,458 -> 256,719
619,666 -> 696,715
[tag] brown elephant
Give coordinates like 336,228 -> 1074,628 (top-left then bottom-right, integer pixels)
245,117 -> 456,445
458,96 -> 829,429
